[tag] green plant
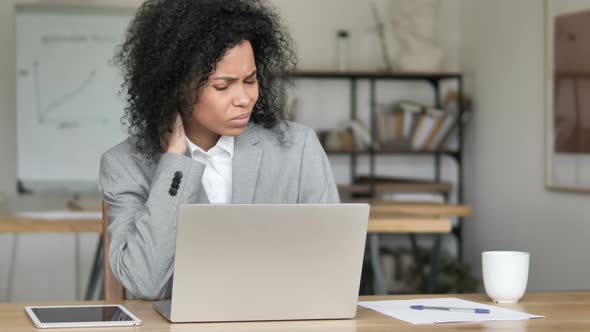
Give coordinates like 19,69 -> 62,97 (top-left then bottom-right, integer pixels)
404,251 -> 479,293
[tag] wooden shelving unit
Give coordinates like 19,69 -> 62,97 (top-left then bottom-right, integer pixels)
289,71 -> 469,295
287,70 -> 467,261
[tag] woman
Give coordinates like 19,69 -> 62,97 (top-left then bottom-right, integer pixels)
100,0 -> 339,300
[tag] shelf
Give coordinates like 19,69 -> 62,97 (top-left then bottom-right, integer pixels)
324,148 -> 369,154
371,203 -> 471,217
345,201 -> 472,217
325,148 -> 460,158
285,70 -> 462,80
368,216 -> 452,234
338,182 -> 452,195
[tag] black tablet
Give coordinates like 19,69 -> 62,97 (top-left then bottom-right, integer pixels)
24,304 -> 142,328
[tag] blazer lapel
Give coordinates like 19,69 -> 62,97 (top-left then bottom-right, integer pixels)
231,124 -> 263,203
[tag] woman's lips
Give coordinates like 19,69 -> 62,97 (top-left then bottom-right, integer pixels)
230,113 -> 250,126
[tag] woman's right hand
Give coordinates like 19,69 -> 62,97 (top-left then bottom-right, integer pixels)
163,113 -> 187,155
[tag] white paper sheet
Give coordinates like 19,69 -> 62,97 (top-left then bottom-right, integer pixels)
16,211 -> 101,221
358,297 -> 544,324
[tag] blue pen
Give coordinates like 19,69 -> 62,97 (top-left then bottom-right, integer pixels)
410,305 -> 490,314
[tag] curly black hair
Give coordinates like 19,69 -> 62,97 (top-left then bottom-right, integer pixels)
114,0 -> 297,160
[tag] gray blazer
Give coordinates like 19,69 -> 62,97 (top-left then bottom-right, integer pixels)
99,121 -> 339,299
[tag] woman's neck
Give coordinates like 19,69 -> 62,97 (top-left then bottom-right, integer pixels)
186,132 -> 220,152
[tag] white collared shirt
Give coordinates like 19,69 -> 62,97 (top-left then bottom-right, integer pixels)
185,136 -> 234,203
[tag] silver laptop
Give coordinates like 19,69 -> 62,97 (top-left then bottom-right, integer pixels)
153,204 -> 369,322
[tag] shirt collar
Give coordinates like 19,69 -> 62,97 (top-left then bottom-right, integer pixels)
185,135 -> 234,159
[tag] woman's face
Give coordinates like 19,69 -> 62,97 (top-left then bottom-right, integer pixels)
187,40 -> 259,145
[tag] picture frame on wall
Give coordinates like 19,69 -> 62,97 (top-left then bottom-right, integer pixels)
545,0 -> 590,192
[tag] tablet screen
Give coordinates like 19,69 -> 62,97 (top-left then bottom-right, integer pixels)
31,305 -> 133,323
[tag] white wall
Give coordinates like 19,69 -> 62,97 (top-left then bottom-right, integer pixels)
270,0 -> 461,72
460,0 -> 590,291
0,0 -> 465,301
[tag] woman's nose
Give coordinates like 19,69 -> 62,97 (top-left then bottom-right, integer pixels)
233,85 -> 252,107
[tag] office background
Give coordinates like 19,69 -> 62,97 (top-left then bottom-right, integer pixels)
0,0 -> 589,301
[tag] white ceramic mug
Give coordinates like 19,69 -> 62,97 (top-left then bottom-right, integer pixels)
482,251 -> 529,303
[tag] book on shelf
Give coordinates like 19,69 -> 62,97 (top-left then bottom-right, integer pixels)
320,90 -> 470,153
345,119 -> 374,149
389,90 -> 471,151
395,100 -> 424,140
411,106 -> 446,150
430,107 -> 459,149
318,119 -> 375,151
376,103 -> 398,147
431,89 -> 472,149
393,109 -> 403,140
376,101 -> 422,149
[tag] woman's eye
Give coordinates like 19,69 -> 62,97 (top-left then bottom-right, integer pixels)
214,86 -> 228,91
244,80 -> 256,85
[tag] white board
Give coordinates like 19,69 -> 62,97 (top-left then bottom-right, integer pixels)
16,6 -> 134,192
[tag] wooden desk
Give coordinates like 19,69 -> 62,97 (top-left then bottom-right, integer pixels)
2,292 -> 588,331
0,213 -> 102,233
0,212 -> 449,234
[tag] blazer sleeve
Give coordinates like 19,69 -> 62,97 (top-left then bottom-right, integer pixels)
99,151 -> 205,299
297,128 -> 340,204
